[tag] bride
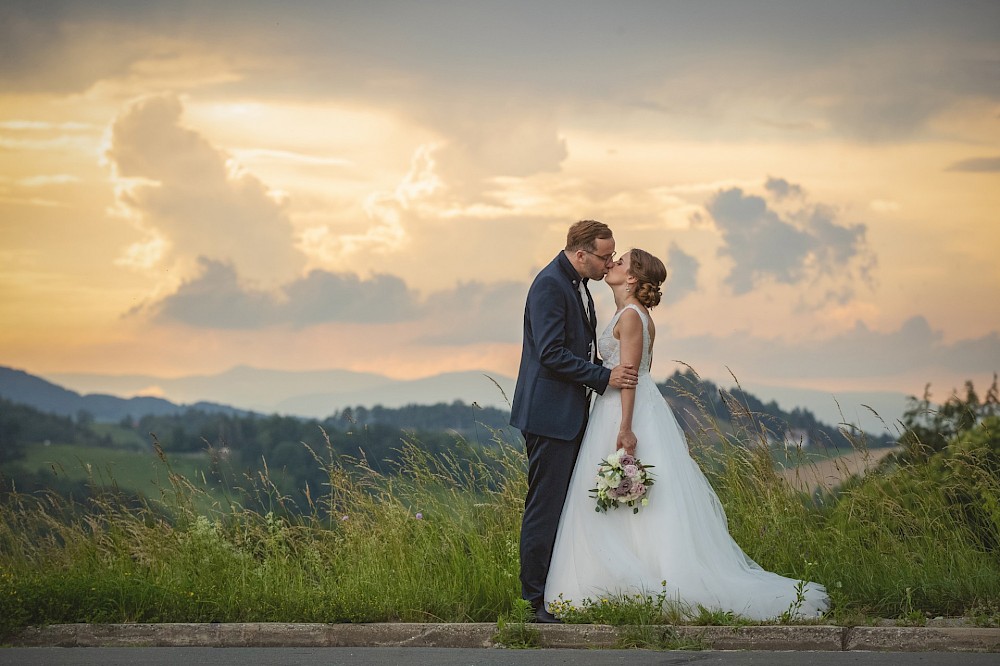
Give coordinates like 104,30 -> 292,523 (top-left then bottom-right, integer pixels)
544,248 -> 829,621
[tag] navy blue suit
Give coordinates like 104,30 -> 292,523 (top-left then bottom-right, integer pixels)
510,251 -> 611,611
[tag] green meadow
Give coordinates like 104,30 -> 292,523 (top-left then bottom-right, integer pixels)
14,440 -> 226,514
20,443 -> 207,494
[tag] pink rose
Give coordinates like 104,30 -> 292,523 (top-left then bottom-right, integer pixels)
623,464 -> 639,478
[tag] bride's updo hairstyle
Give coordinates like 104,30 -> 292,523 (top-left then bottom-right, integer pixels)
628,248 -> 667,309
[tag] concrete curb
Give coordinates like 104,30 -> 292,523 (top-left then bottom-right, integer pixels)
10,622 -> 1000,652
845,626 -> 1000,653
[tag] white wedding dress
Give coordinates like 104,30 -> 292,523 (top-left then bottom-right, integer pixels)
544,304 -> 829,620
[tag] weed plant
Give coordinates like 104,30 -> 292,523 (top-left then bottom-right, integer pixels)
493,598 -> 540,648
1,374 -> 998,639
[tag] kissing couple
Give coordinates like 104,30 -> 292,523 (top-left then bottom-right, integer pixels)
510,219 -> 829,624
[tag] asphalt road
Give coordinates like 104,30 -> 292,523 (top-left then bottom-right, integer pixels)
1,648 -> 997,665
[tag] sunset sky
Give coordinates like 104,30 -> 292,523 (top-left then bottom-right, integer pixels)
2,1 -> 998,417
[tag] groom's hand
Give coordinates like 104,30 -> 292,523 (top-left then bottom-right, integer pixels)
609,363 -> 638,389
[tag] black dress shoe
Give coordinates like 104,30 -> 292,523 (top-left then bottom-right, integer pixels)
532,608 -> 562,624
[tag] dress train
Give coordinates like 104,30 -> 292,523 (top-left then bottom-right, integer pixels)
544,304 -> 828,620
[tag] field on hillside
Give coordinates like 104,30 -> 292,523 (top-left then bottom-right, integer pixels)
779,447 -> 902,494
15,443 -> 225,510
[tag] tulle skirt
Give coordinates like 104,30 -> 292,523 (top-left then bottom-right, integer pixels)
544,375 -> 829,621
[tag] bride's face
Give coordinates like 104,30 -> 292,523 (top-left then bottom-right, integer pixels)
607,252 -> 632,286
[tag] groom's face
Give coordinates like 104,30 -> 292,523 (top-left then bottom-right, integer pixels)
584,236 -> 617,281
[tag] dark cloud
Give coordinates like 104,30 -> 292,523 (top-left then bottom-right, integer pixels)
707,181 -> 873,299
144,259 -> 421,328
148,258 -> 275,329
669,316 -> 1000,387
709,188 -> 814,294
418,280 -> 527,345
945,156 -> 1000,173
5,2 -> 996,146
941,331 -> 1000,379
807,205 -> 874,285
764,176 -> 803,199
143,258 -> 530,344
663,243 -> 699,305
282,270 -> 419,325
824,90 -> 946,143
0,4 -> 144,93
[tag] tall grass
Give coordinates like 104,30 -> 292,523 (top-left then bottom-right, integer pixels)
1,382 -> 998,638
0,426 -> 526,637
693,376 -> 1000,624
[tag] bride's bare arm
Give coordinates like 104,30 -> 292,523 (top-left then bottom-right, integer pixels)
615,308 -> 643,454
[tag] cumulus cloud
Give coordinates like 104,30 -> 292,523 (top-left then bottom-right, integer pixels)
352,144 -> 439,253
707,180 -> 874,301
299,144 -> 441,265
663,243 -> 699,305
105,93 -> 303,285
430,104 -> 567,199
142,258 -> 420,328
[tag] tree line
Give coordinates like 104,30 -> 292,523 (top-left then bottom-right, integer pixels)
2,372 -> 917,514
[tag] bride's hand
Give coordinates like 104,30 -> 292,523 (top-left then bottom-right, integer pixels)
616,428 -> 637,455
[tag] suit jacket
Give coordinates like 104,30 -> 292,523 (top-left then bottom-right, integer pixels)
510,252 -> 611,440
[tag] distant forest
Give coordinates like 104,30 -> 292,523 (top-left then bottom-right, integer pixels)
658,369 -> 895,451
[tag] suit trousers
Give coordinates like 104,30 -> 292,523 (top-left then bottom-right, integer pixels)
519,428 -> 585,611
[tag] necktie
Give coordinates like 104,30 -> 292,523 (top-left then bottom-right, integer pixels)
579,280 -> 596,362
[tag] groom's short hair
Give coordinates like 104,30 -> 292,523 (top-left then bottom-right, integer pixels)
565,219 -> 612,252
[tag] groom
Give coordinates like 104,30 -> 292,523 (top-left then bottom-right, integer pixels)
510,219 -> 638,623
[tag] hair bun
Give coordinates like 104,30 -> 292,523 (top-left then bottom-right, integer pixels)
636,282 -> 662,308
627,248 -> 667,309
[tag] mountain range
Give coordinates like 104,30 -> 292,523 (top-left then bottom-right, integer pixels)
0,366 -> 250,421
0,364 -> 909,434
0,365 -> 515,422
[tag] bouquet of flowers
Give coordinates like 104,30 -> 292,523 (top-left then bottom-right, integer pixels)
590,448 -> 655,514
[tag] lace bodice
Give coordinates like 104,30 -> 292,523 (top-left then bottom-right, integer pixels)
598,303 -> 652,375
